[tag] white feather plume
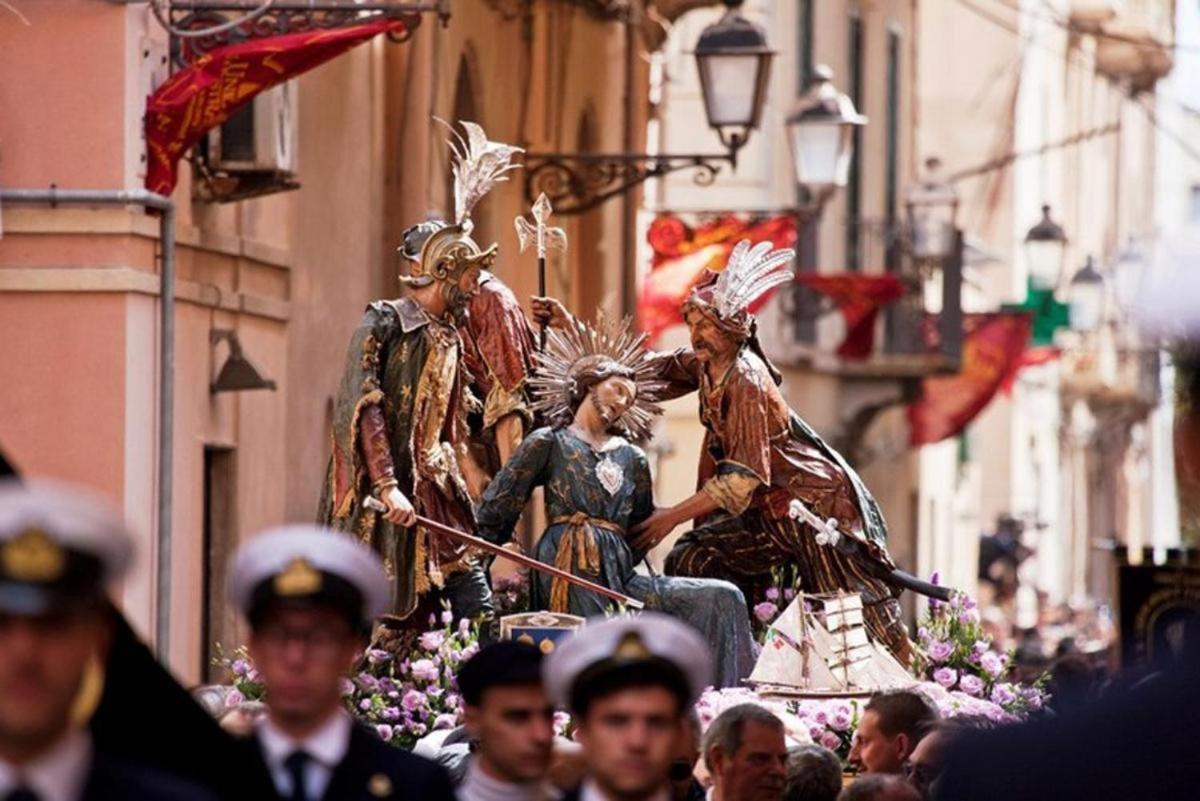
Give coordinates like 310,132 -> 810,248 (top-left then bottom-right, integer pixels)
710,238 -> 797,318
437,118 -> 524,226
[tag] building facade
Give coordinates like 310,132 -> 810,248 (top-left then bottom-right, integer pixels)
0,0 -> 671,680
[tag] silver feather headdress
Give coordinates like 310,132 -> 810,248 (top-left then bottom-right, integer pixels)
682,238 -> 796,338
529,314 -> 666,440
438,118 -> 524,230
712,239 -> 797,318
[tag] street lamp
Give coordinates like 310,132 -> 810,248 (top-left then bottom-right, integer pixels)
523,0 -> 776,214
785,64 -> 867,199
694,0 -> 776,153
1111,239 -> 1145,315
1068,255 -> 1106,332
1023,204 -> 1068,291
904,157 -> 959,262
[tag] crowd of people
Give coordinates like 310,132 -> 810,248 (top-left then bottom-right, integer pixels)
0,478 -> 1119,801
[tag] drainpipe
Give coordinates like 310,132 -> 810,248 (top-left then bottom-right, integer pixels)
0,187 -> 176,663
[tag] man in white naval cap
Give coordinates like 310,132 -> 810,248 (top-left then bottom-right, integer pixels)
229,525 -> 457,801
542,614 -> 712,801
0,480 -> 218,801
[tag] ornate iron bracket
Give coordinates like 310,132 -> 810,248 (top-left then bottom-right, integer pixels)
522,151 -> 737,216
164,0 -> 449,63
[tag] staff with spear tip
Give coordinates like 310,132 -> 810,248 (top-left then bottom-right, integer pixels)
515,192 -> 567,350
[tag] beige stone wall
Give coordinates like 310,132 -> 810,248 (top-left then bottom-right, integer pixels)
0,0 -> 653,679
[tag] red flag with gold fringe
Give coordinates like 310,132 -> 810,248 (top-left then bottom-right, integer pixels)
145,18 -> 406,195
908,313 -> 1033,446
640,213 -> 797,342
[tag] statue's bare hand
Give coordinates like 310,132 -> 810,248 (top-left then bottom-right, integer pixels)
531,296 -> 571,330
382,487 -> 416,527
630,509 -> 678,553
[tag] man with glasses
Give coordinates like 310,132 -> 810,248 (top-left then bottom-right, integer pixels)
229,525 -> 457,801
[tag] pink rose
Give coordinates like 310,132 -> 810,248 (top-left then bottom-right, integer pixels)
959,674 -> 985,697
927,640 -> 953,663
933,667 -> 958,688
411,659 -> 440,682
979,651 -> 1006,678
420,630 -> 446,651
820,731 -> 842,751
753,602 -> 779,623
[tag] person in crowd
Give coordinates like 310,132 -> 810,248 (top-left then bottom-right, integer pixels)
837,776 -> 919,801
229,524 -> 457,801
847,692 -> 937,776
457,640 -> 557,801
932,621 -> 1200,801
542,613 -> 712,801
0,480 -> 219,801
782,745 -> 842,801
702,704 -> 788,801
902,717 -> 995,800
1045,653 -> 1098,714
669,712 -> 705,801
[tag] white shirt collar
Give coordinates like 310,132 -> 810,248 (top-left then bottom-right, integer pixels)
0,729 -> 92,801
580,778 -> 669,801
257,707 -> 353,770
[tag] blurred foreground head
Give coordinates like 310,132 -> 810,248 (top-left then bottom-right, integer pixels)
0,480 -> 132,764
459,641 -> 555,785
229,525 -> 388,734
544,614 -> 712,801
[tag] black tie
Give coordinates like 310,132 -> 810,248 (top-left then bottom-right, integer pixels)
284,751 -> 311,801
4,788 -> 41,801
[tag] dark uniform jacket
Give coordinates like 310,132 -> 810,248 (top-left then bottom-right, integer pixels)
238,723 -> 457,801
79,752 -> 222,801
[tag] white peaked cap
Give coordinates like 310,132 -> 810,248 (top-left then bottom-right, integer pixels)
0,479 -> 133,583
542,612 -> 713,710
229,525 -> 390,621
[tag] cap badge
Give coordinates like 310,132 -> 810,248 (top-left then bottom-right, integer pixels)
274,557 -> 322,596
2,529 -> 66,583
614,631 -> 650,660
368,773 -> 393,797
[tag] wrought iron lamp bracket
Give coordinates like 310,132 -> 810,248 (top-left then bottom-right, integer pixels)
163,0 -> 448,63
522,150 -> 738,216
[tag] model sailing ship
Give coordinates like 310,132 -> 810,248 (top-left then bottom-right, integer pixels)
748,500 -> 916,698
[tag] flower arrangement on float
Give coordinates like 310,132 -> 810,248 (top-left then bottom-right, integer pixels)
914,578 -> 1048,717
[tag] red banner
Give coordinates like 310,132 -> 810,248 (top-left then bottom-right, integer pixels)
145,19 -> 405,194
1000,345 -> 1061,395
639,213 -> 797,342
795,273 -> 904,360
908,313 -> 1033,446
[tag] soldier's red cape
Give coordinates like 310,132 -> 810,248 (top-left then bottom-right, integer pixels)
144,18 -> 405,194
